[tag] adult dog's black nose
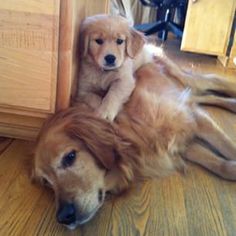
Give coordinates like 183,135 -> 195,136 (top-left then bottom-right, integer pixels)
104,54 -> 116,65
56,202 -> 76,225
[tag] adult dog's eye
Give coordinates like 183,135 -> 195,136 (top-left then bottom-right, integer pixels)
116,38 -> 124,45
62,150 -> 76,168
41,178 -> 52,188
95,38 -> 104,45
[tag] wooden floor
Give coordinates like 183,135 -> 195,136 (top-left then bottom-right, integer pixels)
1,39 -> 236,236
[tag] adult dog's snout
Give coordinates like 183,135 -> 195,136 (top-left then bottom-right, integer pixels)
104,54 -> 116,65
56,202 -> 76,225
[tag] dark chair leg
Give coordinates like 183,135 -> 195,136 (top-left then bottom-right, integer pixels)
156,7 -> 166,39
135,22 -> 160,32
161,8 -> 171,41
144,21 -> 166,35
167,22 -> 183,38
134,2 -> 186,41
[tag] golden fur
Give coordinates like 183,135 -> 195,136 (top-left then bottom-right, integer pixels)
77,14 -> 159,121
34,64 -> 195,228
33,15 -> 236,230
34,60 -> 236,229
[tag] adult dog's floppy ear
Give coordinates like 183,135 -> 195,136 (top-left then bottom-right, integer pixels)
66,115 -> 118,170
126,28 -> 146,58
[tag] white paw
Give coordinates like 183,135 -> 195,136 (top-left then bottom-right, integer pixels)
96,106 -> 119,122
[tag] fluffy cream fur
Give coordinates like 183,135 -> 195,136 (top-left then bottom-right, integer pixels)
77,14 -> 160,121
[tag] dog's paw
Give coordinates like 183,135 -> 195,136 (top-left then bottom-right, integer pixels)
96,106 -> 118,122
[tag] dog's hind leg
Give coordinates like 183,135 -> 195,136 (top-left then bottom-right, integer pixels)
194,108 -> 236,161
156,56 -> 236,97
184,141 -> 236,180
188,73 -> 236,97
192,95 -> 236,113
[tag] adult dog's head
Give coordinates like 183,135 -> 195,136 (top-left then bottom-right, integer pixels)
33,106 -> 137,229
80,14 -> 145,70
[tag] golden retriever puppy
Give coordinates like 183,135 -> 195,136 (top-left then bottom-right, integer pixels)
77,14 -> 161,121
34,62 -> 236,229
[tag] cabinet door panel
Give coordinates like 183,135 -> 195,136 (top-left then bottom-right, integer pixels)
181,0 -> 236,56
0,48 -> 58,111
0,0 -> 59,112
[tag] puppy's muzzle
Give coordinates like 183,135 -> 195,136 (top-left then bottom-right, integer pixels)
104,54 -> 116,66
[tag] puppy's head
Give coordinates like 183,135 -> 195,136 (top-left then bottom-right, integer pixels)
33,106 -> 131,229
80,14 -> 145,70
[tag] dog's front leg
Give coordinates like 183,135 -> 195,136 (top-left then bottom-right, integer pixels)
97,77 -> 135,121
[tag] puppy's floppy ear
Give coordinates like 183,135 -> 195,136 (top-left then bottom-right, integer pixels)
79,25 -> 90,57
126,28 -> 146,58
66,115 -> 119,170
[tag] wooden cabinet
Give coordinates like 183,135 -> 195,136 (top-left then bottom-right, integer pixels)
218,30 -> 236,68
0,1 -> 59,113
0,0 -> 109,140
181,0 -> 236,56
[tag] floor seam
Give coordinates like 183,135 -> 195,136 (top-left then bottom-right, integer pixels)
0,139 -> 14,156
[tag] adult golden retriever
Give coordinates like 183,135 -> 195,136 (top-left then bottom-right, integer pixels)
77,15 -> 160,121
33,58 -> 236,229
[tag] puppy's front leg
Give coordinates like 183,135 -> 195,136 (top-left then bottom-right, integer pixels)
77,92 -> 103,110
97,77 -> 135,121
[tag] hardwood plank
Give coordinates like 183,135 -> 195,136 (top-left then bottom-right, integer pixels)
0,140 -> 31,198
108,175 -> 188,236
109,181 -> 154,236
151,176 -> 189,236
183,165 -> 228,236
79,199 -> 113,236
211,172 -> 236,236
0,140 -> 43,235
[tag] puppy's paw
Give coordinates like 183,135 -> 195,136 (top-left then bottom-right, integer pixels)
96,106 -> 118,122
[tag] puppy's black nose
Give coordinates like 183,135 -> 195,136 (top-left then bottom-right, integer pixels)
104,54 -> 116,65
56,202 -> 76,225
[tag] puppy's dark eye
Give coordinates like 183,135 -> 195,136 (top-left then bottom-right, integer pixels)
62,150 -> 76,168
116,38 -> 124,45
95,38 -> 104,45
